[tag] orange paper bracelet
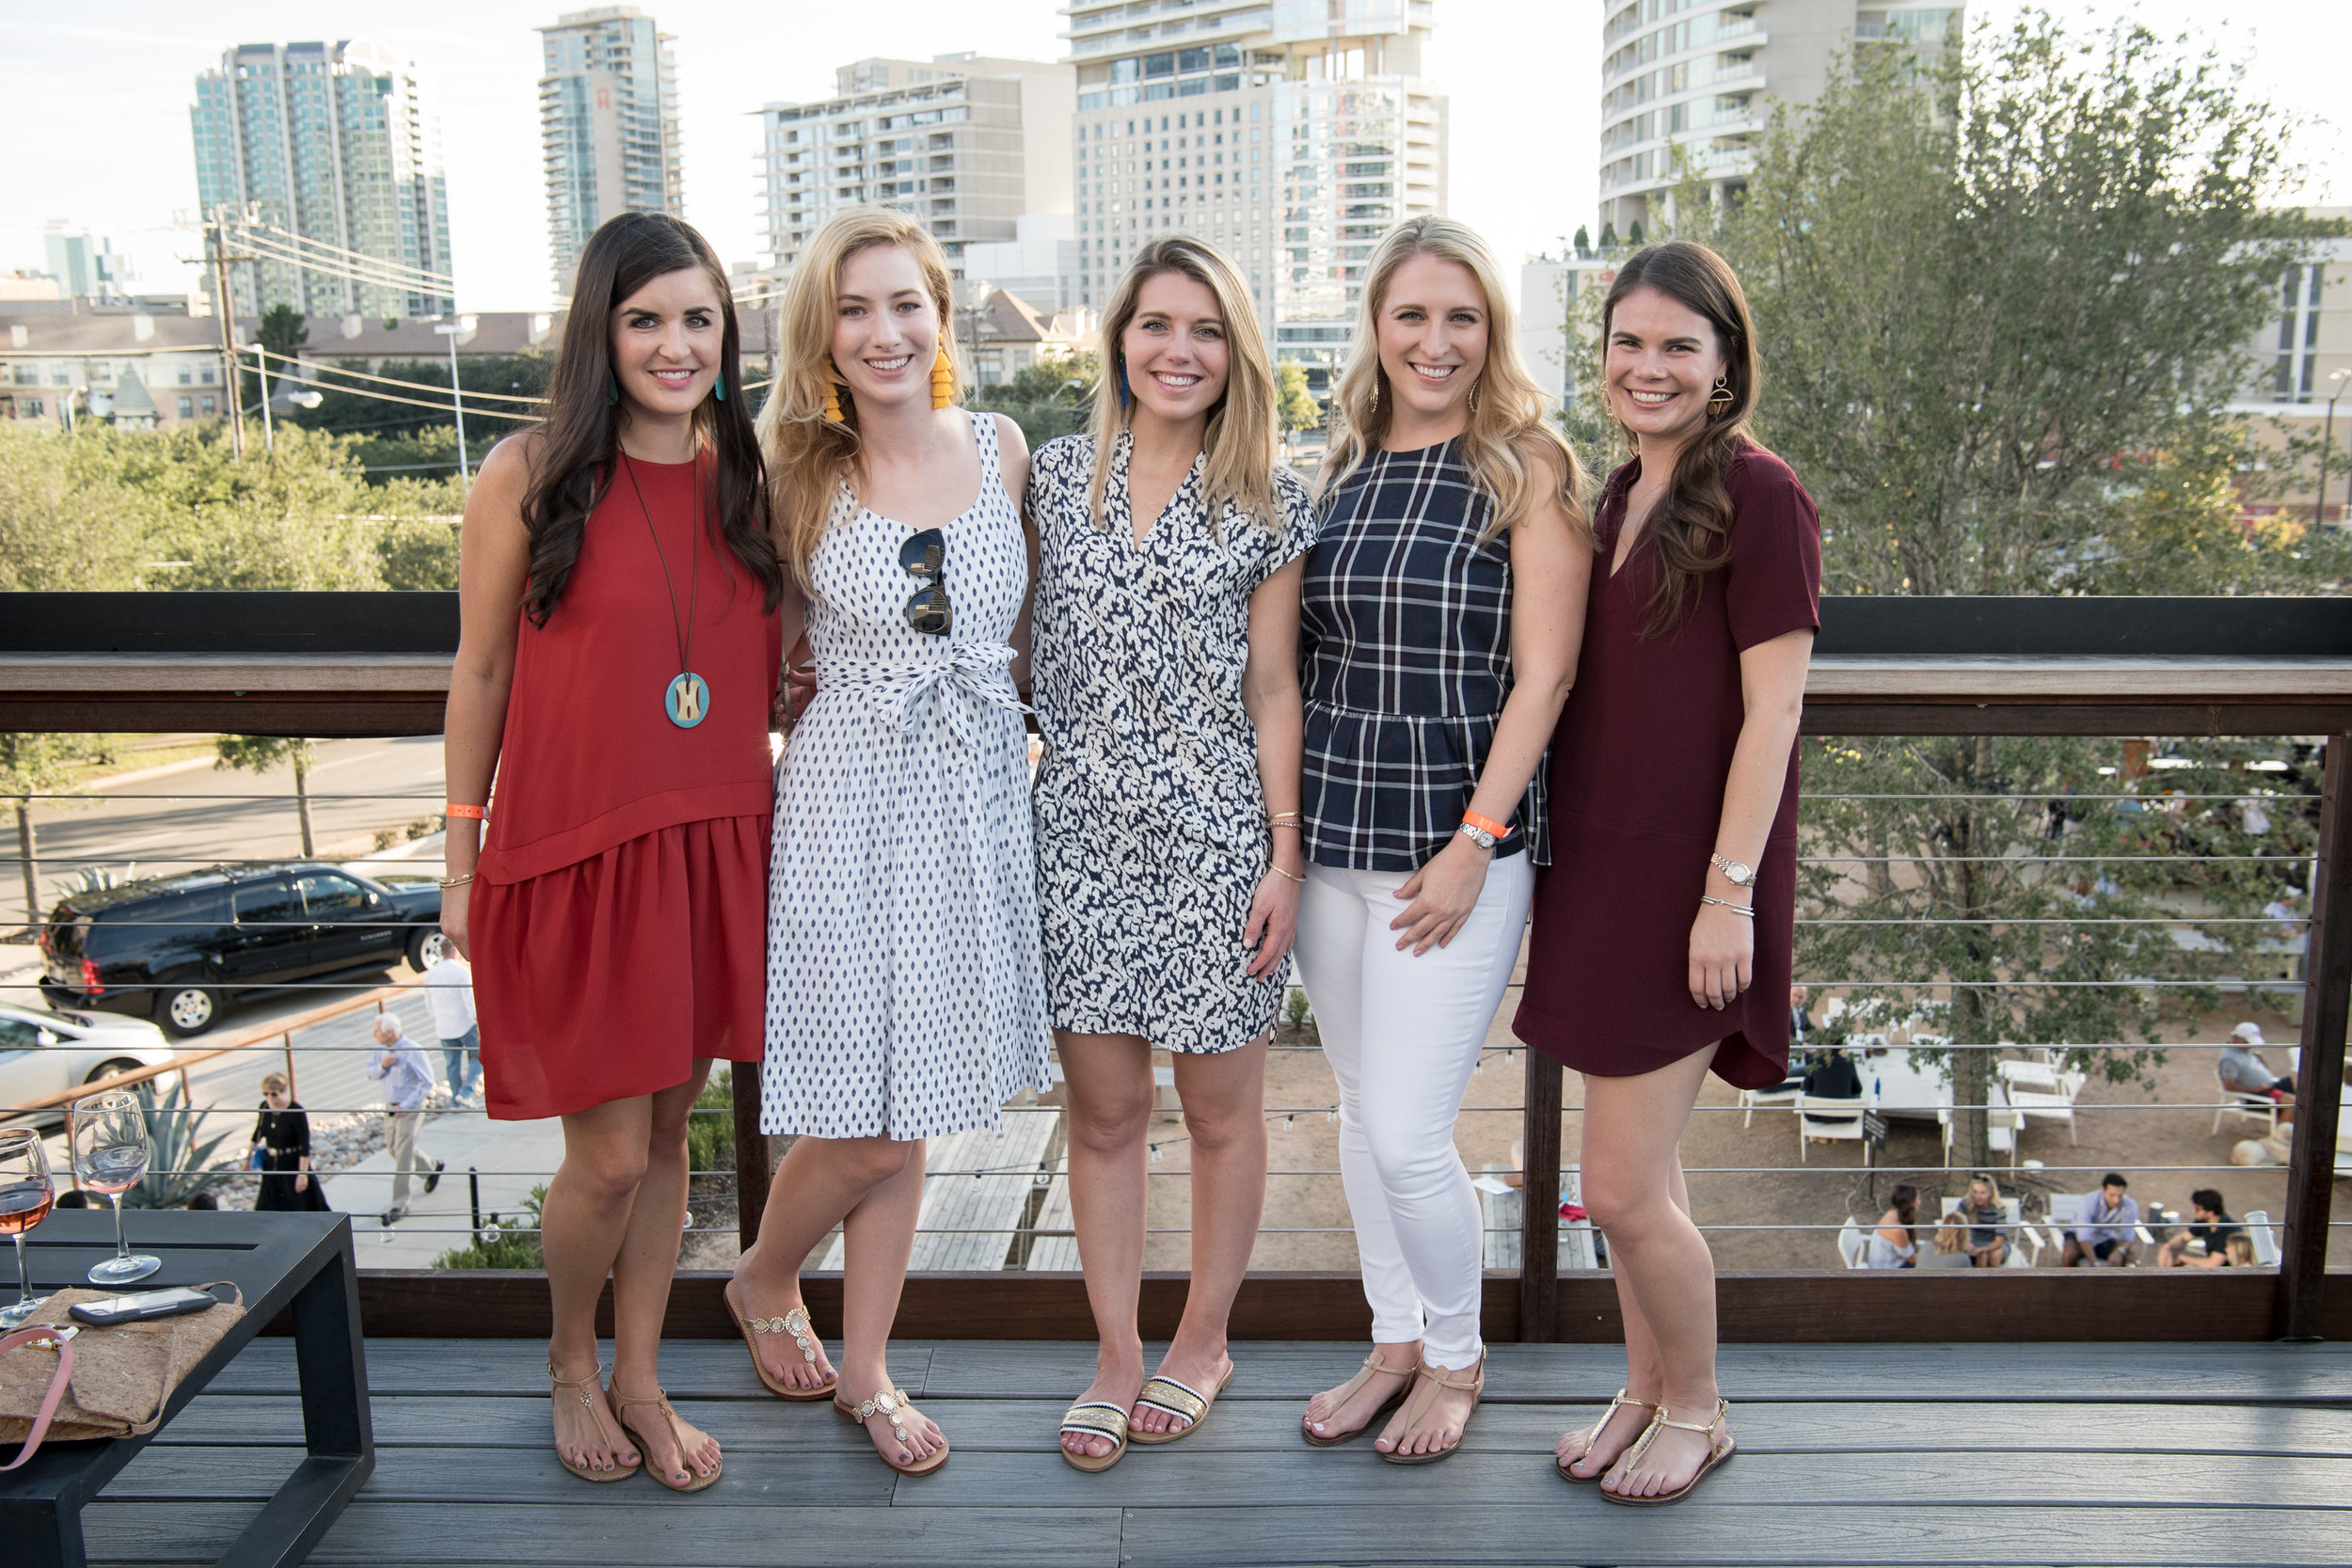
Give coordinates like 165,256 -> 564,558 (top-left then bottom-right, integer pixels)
1462,811 -> 1510,840
444,803 -> 486,821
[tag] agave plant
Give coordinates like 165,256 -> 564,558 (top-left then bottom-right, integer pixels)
122,1078 -> 236,1209
66,864 -> 135,895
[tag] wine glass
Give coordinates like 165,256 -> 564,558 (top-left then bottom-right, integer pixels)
0,1129 -> 56,1328
71,1090 -> 161,1286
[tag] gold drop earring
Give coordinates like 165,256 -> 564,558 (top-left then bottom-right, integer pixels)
1707,375 -> 1735,416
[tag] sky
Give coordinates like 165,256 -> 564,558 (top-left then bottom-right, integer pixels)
0,0 -> 2343,314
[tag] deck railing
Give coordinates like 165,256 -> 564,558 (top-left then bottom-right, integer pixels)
2,593 -> 2346,1341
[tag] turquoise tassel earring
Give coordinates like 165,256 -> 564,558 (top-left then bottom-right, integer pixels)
714,372 -> 725,403
607,371 -> 620,406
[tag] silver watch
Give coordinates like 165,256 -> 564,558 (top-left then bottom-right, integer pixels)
1708,852 -> 1756,887
1457,821 -> 1499,851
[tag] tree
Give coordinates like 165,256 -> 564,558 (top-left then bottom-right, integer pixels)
1675,12 -> 2336,1164
1573,224 -> 1592,254
252,304 -> 309,412
1627,220 -> 1645,245
965,349 -> 1098,448
1598,221 -> 1619,249
1274,361 -> 1322,446
215,736 -> 319,856
0,733 -> 76,924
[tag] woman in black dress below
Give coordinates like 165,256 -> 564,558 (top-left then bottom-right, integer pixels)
249,1071 -> 328,1212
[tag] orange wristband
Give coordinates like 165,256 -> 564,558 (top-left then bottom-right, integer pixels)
1462,811 -> 1511,840
444,803 -> 486,821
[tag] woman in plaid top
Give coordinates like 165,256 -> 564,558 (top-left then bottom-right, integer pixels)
1294,217 -> 1592,1465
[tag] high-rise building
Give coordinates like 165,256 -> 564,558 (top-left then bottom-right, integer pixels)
1062,0 -> 1447,388
1597,0 -> 1963,236
756,55 -> 1075,277
539,7 -> 684,296
190,40 -> 454,319
42,225 -> 134,303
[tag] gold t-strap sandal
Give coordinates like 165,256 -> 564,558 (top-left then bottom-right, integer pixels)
836,1386 -> 950,1476
1301,1350 -> 1415,1448
1376,1352 -> 1485,1466
1129,1361 -> 1234,1446
1058,1401 -> 1132,1472
1599,1397 -> 1736,1506
547,1362 -> 637,1483
725,1280 -> 836,1401
1557,1388 -> 1661,1482
611,1387 -> 723,1493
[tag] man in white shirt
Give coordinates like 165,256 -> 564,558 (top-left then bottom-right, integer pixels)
421,953 -> 481,1106
2218,1021 -> 2296,1128
365,1014 -> 443,1226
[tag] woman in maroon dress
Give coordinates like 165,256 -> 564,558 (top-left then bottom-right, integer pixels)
1514,242 -> 1820,1505
441,214 -> 785,1493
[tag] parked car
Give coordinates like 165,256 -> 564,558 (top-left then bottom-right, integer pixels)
38,863 -> 446,1037
0,1001 -> 177,1126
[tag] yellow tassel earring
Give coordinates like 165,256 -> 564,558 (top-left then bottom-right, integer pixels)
823,378 -> 845,422
930,345 -> 956,410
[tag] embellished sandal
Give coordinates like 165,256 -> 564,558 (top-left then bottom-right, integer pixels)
1058,1401 -> 1132,1473
1557,1388 -> 1661,1482
725,1279 -> 836,1401
1599,1397 -> 1736,1506
836,1386 -> 950,1477
1128,1360 -> 1234,1447
547,1362 -> 637,1483
1376,1352 -> 1485,1466
611,1386 -> 723,1493
1301,1350 -> 1416,1448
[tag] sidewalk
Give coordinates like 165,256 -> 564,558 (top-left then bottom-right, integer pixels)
324,1108 -> 566,1265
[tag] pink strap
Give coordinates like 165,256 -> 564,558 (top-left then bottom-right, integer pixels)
0,1324 -> 76,1471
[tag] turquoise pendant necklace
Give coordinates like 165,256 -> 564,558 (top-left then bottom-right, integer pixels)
622,453 -> 707,729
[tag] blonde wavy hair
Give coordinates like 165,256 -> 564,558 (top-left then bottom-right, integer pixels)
756,208 -> 962,587
1085,236 -> 1279,533
1324,216 -> 1588,543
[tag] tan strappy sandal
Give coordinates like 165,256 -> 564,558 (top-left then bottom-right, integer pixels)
611,1386 -> 723,1493
724,1278 -> 836,1401
1128,1360 -> 1234,1446
1599,1397 -> 1736,1506
1301,1350 -> 1416,1448
836,1386 -> 950,1477
547,1362 -> 637,1483
1557,1388 -> 1661,1482
1376,1352 -> 1485,1466
1058,1401 -> 1132,1472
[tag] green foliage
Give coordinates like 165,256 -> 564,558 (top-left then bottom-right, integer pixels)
250,306 -> 310,411
122,1078 -> 235,1209
214,735 -> 314,779
966,350 -> 1098,449
287,352 -> 550,442
1282,987 -> 1314,1029
433,1183 -> 549,1269
1275,361 -> 1322,435
1573,225 -> 1592,253
688,1068 -> 736,1178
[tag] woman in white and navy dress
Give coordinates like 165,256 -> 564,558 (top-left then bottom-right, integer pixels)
728,209 -> 1051,1480
1033,238 -> 1318,1471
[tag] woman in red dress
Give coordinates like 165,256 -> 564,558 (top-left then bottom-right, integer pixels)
441,214 -> 786,1493
1514,242 -> 1820,1505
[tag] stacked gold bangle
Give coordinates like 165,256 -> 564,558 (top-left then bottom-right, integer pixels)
1266,810 -> 1306,881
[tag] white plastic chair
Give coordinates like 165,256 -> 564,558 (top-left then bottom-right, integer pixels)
1938,1098 -> 2022,1170
2212,1080 -> 2280,1137
2044,1192 -> 2155,1260
1836,1217 -> 1870,1270
1795,1094 -> 1869,1165
2243,1209 -> 2281,1268
1997,1061 -> 2087,1145
1740,1080 -> 1804,1127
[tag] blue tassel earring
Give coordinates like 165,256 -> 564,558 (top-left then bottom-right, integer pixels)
713,372 -> 725,404
607,371 -> 620,406
1117,357 -> 1131,408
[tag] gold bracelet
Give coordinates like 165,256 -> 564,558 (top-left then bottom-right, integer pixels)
1266,810 -> 1302,824
1268,819 -> 1302,832
438,873 -> 476,890
1267,863 -> 1306,884
1697,895 -> 1754,917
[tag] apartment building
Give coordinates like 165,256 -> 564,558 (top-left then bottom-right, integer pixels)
757,55 -> 1074,276
1062,0 -> 1447,388
540,7 -> 685,295
1597,0 -> 1962,236
191,40 -> 454,318
42,227 -> 134,304
2236,218 -> 2352,527
0,314 -> 232,428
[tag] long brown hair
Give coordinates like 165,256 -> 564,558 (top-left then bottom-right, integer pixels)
518,213 -> 781,626
756,209 -> 961,589
1084,236 -> 1278,535
1326,216 -> 1588,543
1601,240 -> 1758,637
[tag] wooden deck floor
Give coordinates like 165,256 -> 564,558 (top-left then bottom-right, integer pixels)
84,1338 -> 2352,1567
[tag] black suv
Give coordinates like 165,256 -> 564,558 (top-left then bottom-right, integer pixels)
39,863 -> 446,1037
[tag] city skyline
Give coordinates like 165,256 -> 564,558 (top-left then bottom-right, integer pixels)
0,1 -> 2342,315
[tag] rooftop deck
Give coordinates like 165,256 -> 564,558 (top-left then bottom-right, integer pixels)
84,1335 -> 2352,1567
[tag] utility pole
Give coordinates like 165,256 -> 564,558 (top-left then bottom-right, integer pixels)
249,343 -> 274,456
2323,369 -> 2350,531
208,210 -> 245,460
434,319 -> 474,482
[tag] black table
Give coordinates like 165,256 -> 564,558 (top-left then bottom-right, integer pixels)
0,1210 -> 372,1568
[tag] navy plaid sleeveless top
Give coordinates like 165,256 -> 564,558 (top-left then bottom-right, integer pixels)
1299,437 -> 1549,871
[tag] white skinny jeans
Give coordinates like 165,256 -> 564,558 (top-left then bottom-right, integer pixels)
1293,856 -> 1534,1370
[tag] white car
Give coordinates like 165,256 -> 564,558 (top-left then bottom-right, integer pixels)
0,1002 -> 178,1127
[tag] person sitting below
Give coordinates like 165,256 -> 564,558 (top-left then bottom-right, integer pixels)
1867,1184 -> 1919,1268
2217,1022 -> 2296,1126
2222,1234 -> 2258,1268
1800,1047 -> 1865,1139
2062,1173 -> 2141,1267
1920,1217 -> 1974,1269
2156,1189 -> 2245,1269
1959,1174 -> 2009,1269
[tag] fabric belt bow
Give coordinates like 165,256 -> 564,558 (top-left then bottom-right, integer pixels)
819,643 -> 1029,746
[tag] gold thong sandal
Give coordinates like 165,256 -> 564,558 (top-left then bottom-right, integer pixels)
725,1280 -> 836,1402
548,1362 -> 639,1483
1301,1350 -> 1416,1449
1557,1388 -> 1661,1482
1376,1352 -> 1486,1466
837,1386 -> 950,1477
1128,1362 -> 1235,1446
609,1386 -> 722,1493
1598,1398 -> 1737,1506
1058,1401 -> 1133,1472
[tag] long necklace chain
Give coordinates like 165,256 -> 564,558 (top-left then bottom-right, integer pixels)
622,451 -> 701,680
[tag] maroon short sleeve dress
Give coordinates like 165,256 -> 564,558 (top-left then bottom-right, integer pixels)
469,452 -> 782,1120
1513,442 -> 1821,1090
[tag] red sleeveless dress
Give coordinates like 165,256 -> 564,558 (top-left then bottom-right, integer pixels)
470,452 -> 781,1120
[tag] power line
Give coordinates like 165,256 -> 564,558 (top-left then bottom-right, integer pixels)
249,344 -> 546,406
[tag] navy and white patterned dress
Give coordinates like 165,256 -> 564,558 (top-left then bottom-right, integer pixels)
1029,431 -> 1320,1054
1301,436 -> 1549,871
761,412 -> 1053,1139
